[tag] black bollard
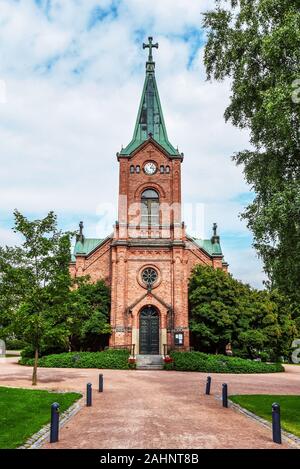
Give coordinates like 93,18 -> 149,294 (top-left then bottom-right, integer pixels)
50,402 -> 60,443
99,374 -> 104,393
205,376 -> 211,395
222,383 -> 228,408
86,383 -> 92,407
272,403 -> 282,444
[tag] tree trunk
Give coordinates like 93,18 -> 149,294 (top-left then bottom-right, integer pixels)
32,347 -> 38,385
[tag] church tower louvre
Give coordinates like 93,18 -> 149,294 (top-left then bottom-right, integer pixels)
70,38 -> 228,359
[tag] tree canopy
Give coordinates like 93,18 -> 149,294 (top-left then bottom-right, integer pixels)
203,0 -> 300,303
0,210 -> 73,384
68,277 -> 111,351
0,211 -> 112,383
189,265 -> 297,360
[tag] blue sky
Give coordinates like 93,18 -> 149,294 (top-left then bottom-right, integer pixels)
0,0 -> 266,288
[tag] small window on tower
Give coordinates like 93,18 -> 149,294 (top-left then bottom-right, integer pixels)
166,166 -> 170,174
141,189 -> 159,226
130,165 -> 135,174
136,165 -> 140,174
160,165 -> 164,173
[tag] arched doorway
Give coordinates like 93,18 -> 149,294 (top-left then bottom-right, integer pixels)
139,306 -> 159,354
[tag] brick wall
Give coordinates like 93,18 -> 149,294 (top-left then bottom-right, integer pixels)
70,141 -> 226,353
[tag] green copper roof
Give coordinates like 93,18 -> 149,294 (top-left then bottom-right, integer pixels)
190,237 -> 223,257
120,38 -> 180,157
72,238 -> 105,260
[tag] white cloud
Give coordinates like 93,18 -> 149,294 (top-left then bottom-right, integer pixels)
225,246 -> 267,289
0,227 -> 22,247
0,0 -> 266,288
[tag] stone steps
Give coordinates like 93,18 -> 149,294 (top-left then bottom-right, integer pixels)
136,354 -> 164,370
137,365 -> 164,370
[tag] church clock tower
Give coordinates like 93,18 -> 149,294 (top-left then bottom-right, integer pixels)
111,37 -> 188,354
70,37 -> 228,360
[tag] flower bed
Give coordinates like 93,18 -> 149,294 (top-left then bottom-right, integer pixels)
163,355 -> 173,363
128,357 -> 136,369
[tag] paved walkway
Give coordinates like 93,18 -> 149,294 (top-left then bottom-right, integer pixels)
0,357 -> 299,449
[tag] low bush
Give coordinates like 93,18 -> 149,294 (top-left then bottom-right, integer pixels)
21,344 -> 69,359
164,351 -> 284,373
4,338 -> 27,350
19,349 -> 133,370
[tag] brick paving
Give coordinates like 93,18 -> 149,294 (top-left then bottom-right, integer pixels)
1,357 -> 299,449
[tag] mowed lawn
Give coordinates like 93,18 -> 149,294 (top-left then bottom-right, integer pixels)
230,395 -> 300,438
0,387 -> 81,448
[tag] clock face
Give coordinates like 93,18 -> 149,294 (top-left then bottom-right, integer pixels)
144,162 -> 157,175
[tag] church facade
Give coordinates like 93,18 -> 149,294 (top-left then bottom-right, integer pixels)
70,38 -> 228,356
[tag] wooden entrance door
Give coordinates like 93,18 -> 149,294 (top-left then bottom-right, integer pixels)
139,306 -> 159,354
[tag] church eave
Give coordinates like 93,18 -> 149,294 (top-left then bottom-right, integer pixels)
73,235 -> 113,259
186,234 -> 224,259
117,136 -> 183,161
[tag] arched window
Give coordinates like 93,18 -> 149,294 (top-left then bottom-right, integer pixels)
136,165 -> 140,174
130,165 -> 135,174
160,165 -> 164,173
165,165 -> 170,174
141,189 -> 159,226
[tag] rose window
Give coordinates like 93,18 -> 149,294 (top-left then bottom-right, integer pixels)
142,268 -> 158,288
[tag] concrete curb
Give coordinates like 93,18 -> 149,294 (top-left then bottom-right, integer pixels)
228,399 -> 300,449
18,395 -> 84,449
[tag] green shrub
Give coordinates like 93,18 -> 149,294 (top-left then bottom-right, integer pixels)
164,351 -> 284,373
20,345 -> 36,359
20,344 -> 69,359
5,338 -> 27,350
19,349 -> 133,370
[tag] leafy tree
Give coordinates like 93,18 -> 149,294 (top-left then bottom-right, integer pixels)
0,210 -> 72,384
236,289 -> 297,360
68,277 -> 111,351
0,247 -> 26,342
189,265 -> 297,360
202,1 -> 300,303
189,265 -> 249,354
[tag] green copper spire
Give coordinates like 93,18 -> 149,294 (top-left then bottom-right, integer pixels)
119,37 -> 180,157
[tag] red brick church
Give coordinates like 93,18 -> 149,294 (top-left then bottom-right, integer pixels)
70,38 -> 228,357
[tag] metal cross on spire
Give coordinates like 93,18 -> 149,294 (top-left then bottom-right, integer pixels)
213,223 -> 218,237
143,36 -> 159,63
79,221 -> 84,236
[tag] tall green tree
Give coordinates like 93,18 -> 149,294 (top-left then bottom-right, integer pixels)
189,265 -> 297,359
189,265 -> 248,354
68,277 -> 111,351
236,289 -> 297,360
202,1 -> 300,302
0,210 -> 72,385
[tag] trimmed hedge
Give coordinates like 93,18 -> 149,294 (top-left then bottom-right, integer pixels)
19,349 -> 134,370
164,351 -> 284,373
